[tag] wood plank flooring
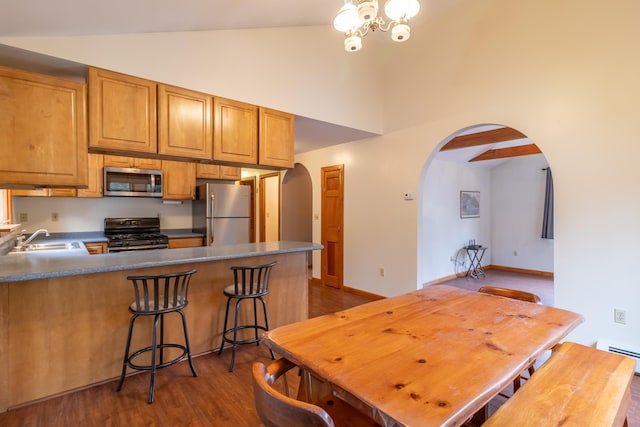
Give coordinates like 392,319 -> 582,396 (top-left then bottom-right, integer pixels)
0,274 -> 637,426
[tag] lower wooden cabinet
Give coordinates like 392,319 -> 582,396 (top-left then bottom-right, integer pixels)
168,237 -> 203,249
84,242 -> 107,255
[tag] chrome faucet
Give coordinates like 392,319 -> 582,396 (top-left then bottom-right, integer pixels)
17,228 -> 50,248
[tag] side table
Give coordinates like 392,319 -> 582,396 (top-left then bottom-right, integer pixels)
464,245 -> 487,279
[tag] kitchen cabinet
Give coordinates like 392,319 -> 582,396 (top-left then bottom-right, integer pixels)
0,66 -> 88,187
168,237 -> 203,249
88,67 -> 157,155
195,164 -> 241,181
158,84 -> 213,160
77,153 -> 104,198
213,97 -> 258,165
259,107 -> 295,169
103,155 -> 162,170
84,242 -> 107,255
12,188 -> 77,197
162,160 -> 195,200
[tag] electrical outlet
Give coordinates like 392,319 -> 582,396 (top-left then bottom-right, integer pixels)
51,212 -> 59,222
19,213 -> 28,222
379,267 -> 385,277
614,308 -> 626,325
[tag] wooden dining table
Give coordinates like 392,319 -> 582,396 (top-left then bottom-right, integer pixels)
263,285 -> 584,427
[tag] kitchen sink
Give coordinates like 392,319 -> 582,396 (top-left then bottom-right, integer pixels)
10,241 -> 84,254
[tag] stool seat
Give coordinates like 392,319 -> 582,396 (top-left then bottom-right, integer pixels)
218,262 -> 277,372
116,269 -> 198,403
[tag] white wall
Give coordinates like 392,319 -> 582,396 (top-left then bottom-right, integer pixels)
3,0 -> 640,348
491,155 -> 553,272
12,196 -> 192,232
420,159 -> 491,284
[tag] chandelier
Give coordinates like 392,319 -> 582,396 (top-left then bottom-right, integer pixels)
333,0 -> 421,52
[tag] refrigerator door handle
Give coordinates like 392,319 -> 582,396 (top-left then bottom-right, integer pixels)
208,217 -> 215,245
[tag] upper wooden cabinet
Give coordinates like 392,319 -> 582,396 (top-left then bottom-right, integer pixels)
88,67 -> 157,155
103,155 -> 162,170
162,160 -> 195,200
213,97 -> 258,165
77,153 -> 104,198
158,84 -> 213,160
196,164 -> 241,181
259,108 -> 295,168
0,66 -> 88,187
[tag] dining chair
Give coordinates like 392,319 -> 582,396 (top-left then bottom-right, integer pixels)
252,358 -> 380,427
478,285 -> 542,393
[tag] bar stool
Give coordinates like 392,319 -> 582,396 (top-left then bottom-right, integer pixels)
218,261 -> 277,372
116,269 -> 198,403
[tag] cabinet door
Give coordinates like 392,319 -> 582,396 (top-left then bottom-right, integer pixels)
213,97 -> 258,164
168,237 -> 203,249
49,188 -> 77,197
196,164 -> 221,179
77,153 -> 104,198
11,189 -> 49,197
0,66 -> 88,187
259,107 -> 295,168
103,155 -> 161,170
84,242 -> 107,254
158,84 -> 213,160
220,166 -> 241,181
162,160 -> 195,200
88,67 -> 157,154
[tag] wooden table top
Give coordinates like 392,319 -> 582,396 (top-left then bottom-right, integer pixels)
264,285 -> 584,427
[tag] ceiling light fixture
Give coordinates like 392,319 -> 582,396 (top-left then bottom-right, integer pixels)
333,0 -> 421,52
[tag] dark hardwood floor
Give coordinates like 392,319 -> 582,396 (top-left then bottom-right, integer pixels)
0,274 -> 637,426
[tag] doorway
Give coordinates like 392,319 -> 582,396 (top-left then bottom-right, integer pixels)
321,165 -> 344,289
239,177 -> 256,242
419,125 -> 554,298
259,172 -> 280,242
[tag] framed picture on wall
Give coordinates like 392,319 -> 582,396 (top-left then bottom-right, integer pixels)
460,191 -> 480,218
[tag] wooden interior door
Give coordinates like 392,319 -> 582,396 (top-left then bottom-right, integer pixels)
321,165 -> 344,289
240,177 -> 256,242
259,173 -> 281,242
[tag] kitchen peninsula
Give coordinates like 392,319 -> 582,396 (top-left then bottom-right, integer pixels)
0,241 -> 320,412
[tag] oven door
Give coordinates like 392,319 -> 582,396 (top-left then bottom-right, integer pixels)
107,244 -> 168,253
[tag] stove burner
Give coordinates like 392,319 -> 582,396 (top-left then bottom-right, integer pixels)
104,217 -> 168,252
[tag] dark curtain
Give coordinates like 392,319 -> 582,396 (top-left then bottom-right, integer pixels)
542,168 -> 554,239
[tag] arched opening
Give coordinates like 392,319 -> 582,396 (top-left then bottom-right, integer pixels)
281,163 -> 313,270
418,124 -> 554,304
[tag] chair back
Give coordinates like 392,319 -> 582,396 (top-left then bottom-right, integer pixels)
253,358 -> 335,427
127,269 -> 197,313
478,286 -> 542,304
231,262 -> 277,297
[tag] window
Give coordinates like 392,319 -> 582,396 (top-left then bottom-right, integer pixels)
0,190 -> 11,224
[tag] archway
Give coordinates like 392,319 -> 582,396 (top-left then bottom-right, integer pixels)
418,124 -> 554,302
281,164 -> 313,271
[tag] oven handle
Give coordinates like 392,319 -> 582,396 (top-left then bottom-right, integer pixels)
108,245 -> 168,253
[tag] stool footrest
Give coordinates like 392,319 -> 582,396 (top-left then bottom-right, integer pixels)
126,343 -> 188,371
222,325 -> 268,346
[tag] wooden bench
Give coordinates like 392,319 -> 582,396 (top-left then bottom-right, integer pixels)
483,341 -> 636,427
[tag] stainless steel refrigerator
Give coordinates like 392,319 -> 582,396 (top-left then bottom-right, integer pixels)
192,183 -> 250,246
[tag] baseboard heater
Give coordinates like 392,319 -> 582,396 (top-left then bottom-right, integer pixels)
597,340 -> 640,374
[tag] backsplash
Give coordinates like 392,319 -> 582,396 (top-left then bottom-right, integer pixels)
12,196 -> 192,232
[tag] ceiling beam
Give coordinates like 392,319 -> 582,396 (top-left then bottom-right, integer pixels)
469,144 -> 542,162
440,127 -> 527,151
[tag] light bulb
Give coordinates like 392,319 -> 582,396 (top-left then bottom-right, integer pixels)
357,1 -> 378,22
334,2 -> 362,32
345,35 -> 363,52
391,23 -> 411,42
384,0 -> 420,21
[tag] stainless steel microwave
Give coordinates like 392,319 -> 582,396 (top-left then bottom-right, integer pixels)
103,167 -> 163,198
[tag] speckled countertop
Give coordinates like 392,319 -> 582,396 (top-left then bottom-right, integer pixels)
0,240 -> 322,283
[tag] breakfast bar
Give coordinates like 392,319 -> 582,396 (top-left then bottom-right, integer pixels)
0,241 -> 321,412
